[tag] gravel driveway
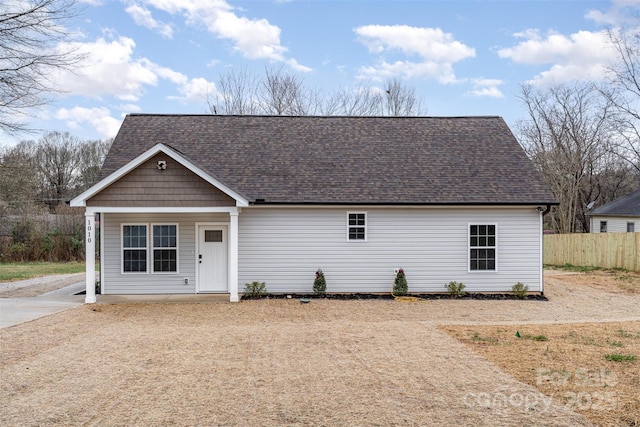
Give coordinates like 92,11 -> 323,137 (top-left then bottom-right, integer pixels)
1,271 -> 638,426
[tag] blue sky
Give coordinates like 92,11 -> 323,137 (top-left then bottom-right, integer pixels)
3,0 -> 639,145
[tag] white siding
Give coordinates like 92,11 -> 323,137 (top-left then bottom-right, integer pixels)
238,207 -> 543,294
590,216 -> 638,233
102,213 -> 228,294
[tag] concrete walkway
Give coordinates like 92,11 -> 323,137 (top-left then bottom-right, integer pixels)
0,277 -> 86,329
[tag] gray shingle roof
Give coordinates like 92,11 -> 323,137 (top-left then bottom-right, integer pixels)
589,189 -> 640,216
99,114 -> 557,205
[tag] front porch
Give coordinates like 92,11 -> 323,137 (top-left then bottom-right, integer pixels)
69,143 -> 250,304
82,208 -> 241,304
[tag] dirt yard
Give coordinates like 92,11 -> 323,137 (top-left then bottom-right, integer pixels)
1,270 -> 638,426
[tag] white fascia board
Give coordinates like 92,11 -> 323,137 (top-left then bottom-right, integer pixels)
85,206 -> 240,215
70,143 -> 248,207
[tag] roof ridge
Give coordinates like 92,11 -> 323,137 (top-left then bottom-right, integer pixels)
125,113 -> 503,119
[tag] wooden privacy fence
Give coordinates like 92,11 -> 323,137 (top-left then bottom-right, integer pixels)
544,233 -> 640,271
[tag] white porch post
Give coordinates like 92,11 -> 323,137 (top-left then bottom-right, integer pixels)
229,209 -> 239,302
85,212 -> 96,304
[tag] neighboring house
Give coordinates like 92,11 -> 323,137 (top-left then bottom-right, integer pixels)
588,189 -> 640,233
71,115 -> 557,303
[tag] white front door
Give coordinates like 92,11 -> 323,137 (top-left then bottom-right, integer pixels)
198,225 -> 228,292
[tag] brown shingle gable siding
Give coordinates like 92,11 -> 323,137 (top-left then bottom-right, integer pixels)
97,115 -> 556,205
87,153 -> 235,207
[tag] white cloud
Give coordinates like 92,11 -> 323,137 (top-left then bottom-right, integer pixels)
585,0 -> 640,25
169,77 -> 219,103
51,35 -> 218,107
125,3 -> 173,38
130,0 -> 310,71
53,36 -> 158,101
55,107 -> 122,138
356,25 -> 475,62
466,78 -> 504,98
354,24 -> 475,82
359,60 -> 457,84
498,29 -> 616,85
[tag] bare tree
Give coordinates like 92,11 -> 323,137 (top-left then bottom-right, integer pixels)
324,83 -> 383,116
259,65 -> 318,115
76,138 -> 112,190
0,141 -> 39,214
34,131 -> 83,210
518,83 -> 618,233
383,78 -> 424,116
208,66 -> 259,115
0,0 -> 82,134
602,24 -> 640,173
325,78 -> 425,116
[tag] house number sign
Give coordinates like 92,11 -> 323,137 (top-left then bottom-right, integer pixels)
86,218 -> 93,244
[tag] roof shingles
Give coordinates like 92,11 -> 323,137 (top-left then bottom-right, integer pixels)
589,189 -> 640,216
99,115 -> 556,205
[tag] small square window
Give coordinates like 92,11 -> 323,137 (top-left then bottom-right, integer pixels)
628,222 -> 635,233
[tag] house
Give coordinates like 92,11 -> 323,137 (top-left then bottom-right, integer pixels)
588,189 -> 640,233
71,115 -> 557,303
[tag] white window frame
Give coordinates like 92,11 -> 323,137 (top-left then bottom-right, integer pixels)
121,223 -> 149,274
600,221 -> 607,233
346,212 -> 367,242
151,223 -> 179,274
468,223 -> 498,273
627,222 -> 635,233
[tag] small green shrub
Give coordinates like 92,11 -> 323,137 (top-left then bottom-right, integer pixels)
244,281 -> 267,298
445,281 -> 466,297
313,269 -> 326,296
393,269 -> 408,296
531,334 -> 549,342
604,353 -> 636,362
512,282 -> 529,299
517,333 -> 548,341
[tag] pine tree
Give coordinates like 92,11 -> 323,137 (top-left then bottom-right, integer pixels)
393,269 -> 408,296
313,269 -> 326,296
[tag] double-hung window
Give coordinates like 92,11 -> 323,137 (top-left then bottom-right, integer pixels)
347,212 -> 367,241
152,224 -> 178,273
600,221 -> 607,233
469,224 -> 496,271
123,225 -> 148,273
122,224 -> 178,273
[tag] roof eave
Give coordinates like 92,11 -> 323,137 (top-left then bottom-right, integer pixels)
248,201 -> 559,207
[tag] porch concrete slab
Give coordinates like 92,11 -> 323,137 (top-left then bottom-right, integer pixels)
96,294 -> 231,304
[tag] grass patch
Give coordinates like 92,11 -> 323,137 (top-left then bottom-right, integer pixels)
442,321 -> 640,427
0,261 -> 87,282
604,353 -> 636,362
470,332 -> 499,344
517,332 -> 549,341
545,263 -> 602,273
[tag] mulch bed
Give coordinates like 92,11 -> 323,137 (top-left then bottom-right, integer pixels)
242,293 -> 548,301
